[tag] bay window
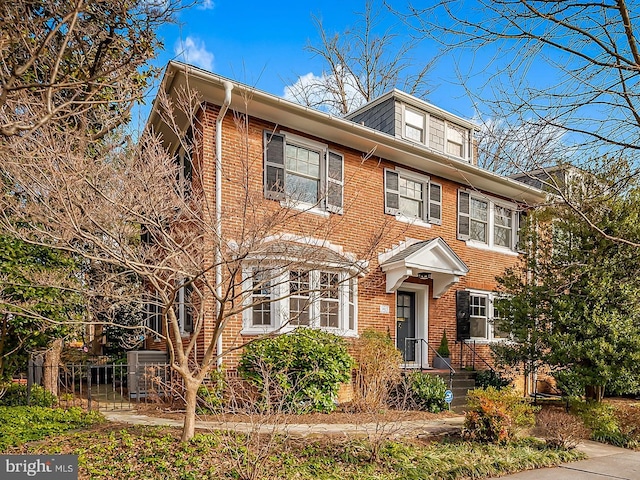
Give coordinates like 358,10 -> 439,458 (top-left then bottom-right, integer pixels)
242,267 -> 358,336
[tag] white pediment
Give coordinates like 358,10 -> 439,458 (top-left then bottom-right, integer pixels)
379,238 -> 469,297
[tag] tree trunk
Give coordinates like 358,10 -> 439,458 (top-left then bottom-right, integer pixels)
43,338 -> 62,396
585,385 -> 605,402
182,378 -> 200,442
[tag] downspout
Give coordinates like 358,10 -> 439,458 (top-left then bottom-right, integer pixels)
215,81 -> 233,367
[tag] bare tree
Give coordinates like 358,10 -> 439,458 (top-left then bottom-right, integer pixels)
0,0 -> 178,139
0,83 -> 387,441
390,0 -> 640,246
285,0 -> 435,116
476,118 -> 568,175
395,1 -> 640,168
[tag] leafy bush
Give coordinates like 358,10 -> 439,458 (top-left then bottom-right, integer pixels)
553,371 -> 584,398
475,370 -> 511,390
391,372 -> 448,412
463,387 -> 537,443
197,369 -> 225,414
351,330 -> 402,412
570,400 -> 640,448
0,406 -> 103,450
536,407 -> 590,449
0,383 -> 57,407
437,331 -> 450,357
406,372 -> 447,413
238,329 -> 354,414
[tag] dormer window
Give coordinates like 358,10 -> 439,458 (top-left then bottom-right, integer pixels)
447,124 -> 466,157
401,104 -> 472,162
404,108 -> 425,143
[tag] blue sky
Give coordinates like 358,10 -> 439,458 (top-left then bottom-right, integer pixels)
134,0 -> 480,128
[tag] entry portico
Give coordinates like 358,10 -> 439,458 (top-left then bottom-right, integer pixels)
379,238 -> 469,367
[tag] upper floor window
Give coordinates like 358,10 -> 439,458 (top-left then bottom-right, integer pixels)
242,267 -> 358,336
458,190 -> 520,251
384,168 -> 442,225
264,130 -> 343,213
404,108 -> 425,143
402,105 -> 473,163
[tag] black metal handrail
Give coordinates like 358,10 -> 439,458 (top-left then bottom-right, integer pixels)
458,339 -> 495,373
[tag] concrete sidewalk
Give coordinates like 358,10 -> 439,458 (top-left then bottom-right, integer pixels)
490,441 -> 640,479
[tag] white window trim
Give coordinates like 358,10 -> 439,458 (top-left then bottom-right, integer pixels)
388,167 -> 440,226
241,268 -> 358,337
462,191 -> 520,254
445,122 -> 468,159
400,104 -> 473,163
466,289 -> 509,343
279,198 -> 330,217
274,131 -> 343,216
402,105 -> 426,144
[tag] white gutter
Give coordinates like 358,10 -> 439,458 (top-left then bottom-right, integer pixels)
215,81 -> 233,367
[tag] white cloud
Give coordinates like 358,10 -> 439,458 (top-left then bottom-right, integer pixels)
174,37 -> 214,71
283,69 -> 365,116
198,0 -> 215,10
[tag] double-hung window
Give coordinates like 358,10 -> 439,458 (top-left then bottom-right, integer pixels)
494,205 -> 514,249
384,168 -> 442,224
468,291 -> 509,341
264,131 -> 344,213
319,271 -> 340,328
251,271 -> 273,327
404,108 -> 425,143
458,190 -> 520,251
242,267 -> 358,336
446,124 -> 466,157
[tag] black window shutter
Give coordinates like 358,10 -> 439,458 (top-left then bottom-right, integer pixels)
264,130 -> 286,200
457,190 -> 470,240
384,169 -> 400,215
429,182 -> 442,224
456,290 -> 471,341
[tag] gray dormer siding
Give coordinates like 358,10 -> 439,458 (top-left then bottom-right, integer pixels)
349,97 -> 397,136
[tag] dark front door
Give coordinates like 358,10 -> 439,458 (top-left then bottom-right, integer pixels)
397,291 -> 416,362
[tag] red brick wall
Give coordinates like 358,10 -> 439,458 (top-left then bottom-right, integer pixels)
179,104 -> 520,369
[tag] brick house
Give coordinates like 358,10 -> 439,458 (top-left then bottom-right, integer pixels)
145,61 -> 546,371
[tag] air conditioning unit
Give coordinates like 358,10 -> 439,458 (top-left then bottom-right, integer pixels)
127,351 -> 169,399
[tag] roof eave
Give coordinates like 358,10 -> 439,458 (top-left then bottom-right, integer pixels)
150,62 -> 546,205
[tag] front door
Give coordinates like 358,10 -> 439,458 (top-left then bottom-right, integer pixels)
397,291 -> 416,362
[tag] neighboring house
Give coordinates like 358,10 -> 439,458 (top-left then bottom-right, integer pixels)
145,61 -> 546,370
